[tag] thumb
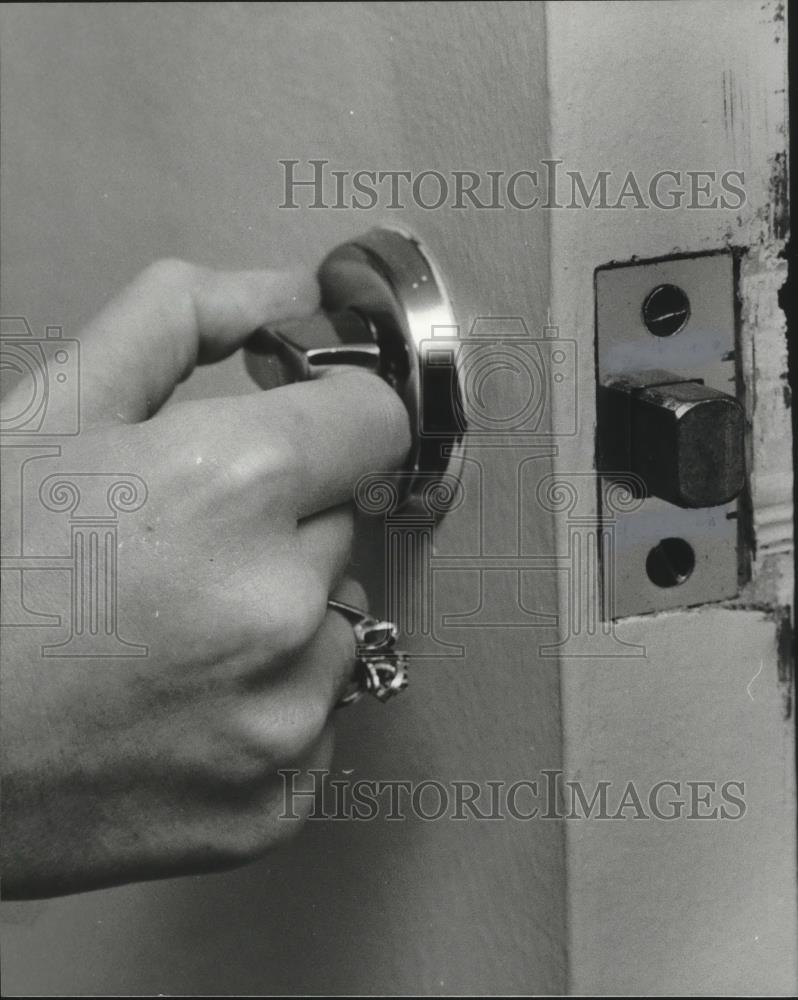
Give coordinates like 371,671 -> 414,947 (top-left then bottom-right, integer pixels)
73,259 -> 319,426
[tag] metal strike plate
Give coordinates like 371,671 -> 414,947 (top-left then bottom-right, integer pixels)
245,227 -> 465,510
595,252 -> 744,618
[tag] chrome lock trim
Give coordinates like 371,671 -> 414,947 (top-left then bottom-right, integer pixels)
245,227 -> 465,510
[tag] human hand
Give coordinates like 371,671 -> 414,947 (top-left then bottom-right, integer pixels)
0,259 -> 410,898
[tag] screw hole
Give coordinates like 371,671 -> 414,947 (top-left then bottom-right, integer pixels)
646,537 -> 695,588
642,284 -> 691,337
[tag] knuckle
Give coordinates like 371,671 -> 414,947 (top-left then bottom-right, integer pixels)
176,717 -> 269,793
207,819 -> 270,869
216,450 -> 270,498
263,571 -> 327,655
333,506 -> 356,553
343,371 -> 411,453
328,630 -> 358,701
230,698 -> 331,777
141,257 -> 199,293
333,575 -> 368,611
209,771 -> 329,866
170,430 -> 295,513
134,259 -> 206,367
331,612 -> 357,665
200,566 -> 327,663
210,430 -> 304,507
190,732 -> 335,870
194,704 -> 327,796
262,702 -> 330,769
207,740 -> 270,791
258,431 -> 305,498
271,396 -> 314,449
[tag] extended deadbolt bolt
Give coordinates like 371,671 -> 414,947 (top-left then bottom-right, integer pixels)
598,370 -> 745,509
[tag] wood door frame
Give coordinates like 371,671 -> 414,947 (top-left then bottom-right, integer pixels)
547,1 -> 795,992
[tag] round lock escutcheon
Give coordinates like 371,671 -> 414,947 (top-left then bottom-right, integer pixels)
245,227 -> 465,511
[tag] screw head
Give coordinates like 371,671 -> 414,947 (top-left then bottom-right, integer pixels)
646,537 -> 696,588
642,284 -> 691,337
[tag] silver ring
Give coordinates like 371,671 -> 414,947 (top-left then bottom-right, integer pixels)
327,599 -> 408,707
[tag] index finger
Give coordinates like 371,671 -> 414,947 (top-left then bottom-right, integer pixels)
161,370 -> 411,519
